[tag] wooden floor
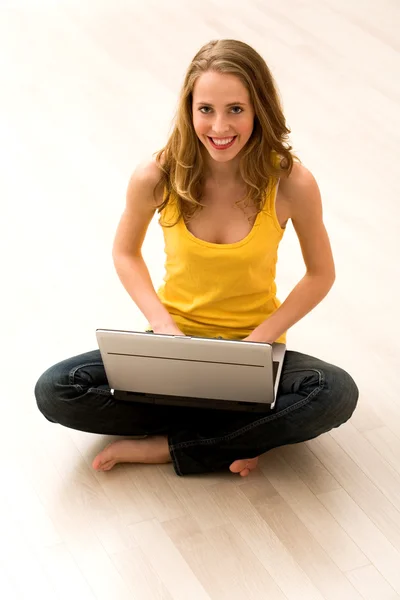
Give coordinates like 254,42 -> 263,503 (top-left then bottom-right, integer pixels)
2,0 -> 400,598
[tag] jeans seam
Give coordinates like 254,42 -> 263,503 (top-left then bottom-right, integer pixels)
169,445 -> 183,476
68,362 -> 105,392
170,368 -> 325,451
88,387 -> 110,396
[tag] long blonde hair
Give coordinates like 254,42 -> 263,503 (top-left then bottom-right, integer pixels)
154,39 -> 296,224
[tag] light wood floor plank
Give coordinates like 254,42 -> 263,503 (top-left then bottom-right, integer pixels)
330,422 -> 400,510
318,488 -> 400,595
159,464 -> 232,531
276,444 -> 341,495
363,427 -> 400,477
346,564 -> 399,600
207,482 -> 325,599
129,519 -> 211,600
309,435 -> 400,554
257,449 -> 369,572
251,493 -> 362,599
126,465 -> 187,523
110,545 -> 175,600
163,515 -> 287,600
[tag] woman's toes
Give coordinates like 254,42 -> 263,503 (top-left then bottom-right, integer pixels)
229,456 -> 259,476
92,456 -> 103,470
92,444 -> 113,471
100,460 -> 115,471
229,459 -> 248,473
93,458 -> 115,472
92,457 -> 106,471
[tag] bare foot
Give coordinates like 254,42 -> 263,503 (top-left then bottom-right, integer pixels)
229,457 -> 259,477
92,436 -> 172,472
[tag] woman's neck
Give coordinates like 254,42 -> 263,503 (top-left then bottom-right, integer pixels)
202,152 -> 242,187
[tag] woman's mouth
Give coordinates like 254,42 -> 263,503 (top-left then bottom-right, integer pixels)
207,136 -> 237,150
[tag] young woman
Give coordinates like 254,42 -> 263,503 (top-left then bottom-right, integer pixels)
35,39 -> 358,477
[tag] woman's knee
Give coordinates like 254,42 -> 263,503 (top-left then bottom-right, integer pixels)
323,364 -> 359,426
34,363 -> 64,423
34,350 -> 107,423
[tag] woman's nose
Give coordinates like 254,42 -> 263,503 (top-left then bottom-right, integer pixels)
212,115 -> 230,135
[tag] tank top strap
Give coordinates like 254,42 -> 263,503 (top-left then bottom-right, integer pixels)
262,175 -> 279,214
159,188 -> 180,227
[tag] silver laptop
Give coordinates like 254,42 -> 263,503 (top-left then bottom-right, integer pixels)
96,329 -> 286,412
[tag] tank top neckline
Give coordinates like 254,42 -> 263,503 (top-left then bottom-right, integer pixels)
178,178 -> 284,248
180,207 -> 264,249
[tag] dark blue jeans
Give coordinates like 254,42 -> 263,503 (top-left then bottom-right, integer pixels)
34,349 -> 358,476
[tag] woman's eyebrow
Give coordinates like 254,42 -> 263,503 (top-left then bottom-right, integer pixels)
195,101 -> 247,107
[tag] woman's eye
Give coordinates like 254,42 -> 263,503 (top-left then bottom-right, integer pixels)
198,106 -> 243,114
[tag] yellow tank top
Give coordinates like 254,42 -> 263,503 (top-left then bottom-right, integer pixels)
155,177 -> 287,344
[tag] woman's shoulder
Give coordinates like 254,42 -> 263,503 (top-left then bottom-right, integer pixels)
277,161 -> 322,225
128,156 -> 166,207
278,161 -> 319,202
132,156 -> 164,187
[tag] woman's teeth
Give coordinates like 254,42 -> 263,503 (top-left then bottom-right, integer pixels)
208,136 -> 237,149
212,137 -> 234,145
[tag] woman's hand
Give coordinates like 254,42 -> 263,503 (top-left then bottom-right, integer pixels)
152,322 -> 186,336
242,325 -> 274,344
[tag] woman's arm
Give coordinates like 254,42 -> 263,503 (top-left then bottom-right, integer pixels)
244,164 -> 335,343
113,160 -> 183,334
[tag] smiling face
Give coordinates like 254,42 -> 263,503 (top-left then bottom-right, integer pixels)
192,71 -> 255,163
